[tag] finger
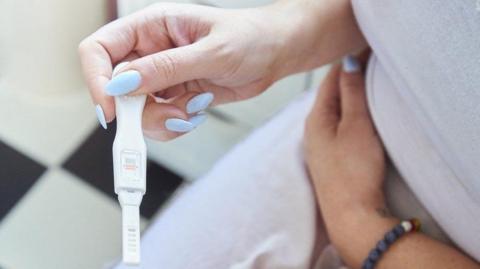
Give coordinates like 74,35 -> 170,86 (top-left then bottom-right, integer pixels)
339,55 -> 369,122
122,51 -> 141,62
79,41 -> 115,121
152,80 -> 203,101
142,102 -> 187,141
143,91 -> 212,141
79,3 -> 182,121
108,39 -> 216,96
309,65 -> 342,135
78,16 -> 141,121
153,84 -> 188,101
154,89 -> 214,115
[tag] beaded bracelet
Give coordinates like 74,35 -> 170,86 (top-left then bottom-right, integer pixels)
362,218 -> 421,269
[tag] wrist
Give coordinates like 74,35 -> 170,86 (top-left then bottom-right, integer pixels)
265,0 -> 367,79
310,169 -> 386,217
323,203 -> 399,268
320,194 -> 390,233
262,0 -> 325,78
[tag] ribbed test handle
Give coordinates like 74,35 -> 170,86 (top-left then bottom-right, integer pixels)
122,204 -> 140,265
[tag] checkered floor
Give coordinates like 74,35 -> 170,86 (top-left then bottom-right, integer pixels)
0,60 -> 325,269
0,88 -> 184,269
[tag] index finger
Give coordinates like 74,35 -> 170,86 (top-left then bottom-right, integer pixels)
77,14 -> 141,121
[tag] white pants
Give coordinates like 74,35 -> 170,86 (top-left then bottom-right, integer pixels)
113,89 -> 446,269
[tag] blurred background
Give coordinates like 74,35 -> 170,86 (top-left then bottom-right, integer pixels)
0,0 -> 327,268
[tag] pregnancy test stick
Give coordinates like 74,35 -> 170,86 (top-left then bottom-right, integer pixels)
111,62 -> 146,265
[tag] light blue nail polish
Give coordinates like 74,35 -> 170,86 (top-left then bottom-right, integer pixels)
186,92 -> 214,114
95,104 -> 107,129
189,113 -> 207,127
342,55 -> 361,73
165,118 -> 195,132
105,70 -> 142,96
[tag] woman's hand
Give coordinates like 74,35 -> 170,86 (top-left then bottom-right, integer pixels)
304,55 -> 480,269
79,3 -> 299,140
304,53 -> 386,214
79,0 -> 366,140
304,53 -> 389,262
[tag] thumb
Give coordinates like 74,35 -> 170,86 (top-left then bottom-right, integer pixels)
105,39 -> 214,96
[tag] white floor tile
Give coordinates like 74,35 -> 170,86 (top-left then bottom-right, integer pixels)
0,86 -> 98,167
0,168 -> 147,269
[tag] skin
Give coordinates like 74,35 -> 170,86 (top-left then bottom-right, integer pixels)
304,56 -> 480,269
78,0 -> 365,140
79,0 -> 480,267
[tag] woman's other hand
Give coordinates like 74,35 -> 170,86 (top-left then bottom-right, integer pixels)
304,52 -> 386,220
304,53 -> 480,269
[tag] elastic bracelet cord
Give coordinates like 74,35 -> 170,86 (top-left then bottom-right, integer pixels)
362,218 -> 421,269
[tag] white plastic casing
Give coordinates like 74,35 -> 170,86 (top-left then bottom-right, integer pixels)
111,62 -> 147,266
113,94 -> 147,266
113,95 -> 147,195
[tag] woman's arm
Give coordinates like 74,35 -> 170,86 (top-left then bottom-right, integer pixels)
271,0 -> 367,77
304,54 -> 480,269
323,202 -> 479,269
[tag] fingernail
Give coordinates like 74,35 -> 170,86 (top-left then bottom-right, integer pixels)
165,118 -> 195,132
105,70 -> 141,96
95,104 -> 107,129
189,112 -> 207,127
342,55 -> 360,73
186,92 -> 214,114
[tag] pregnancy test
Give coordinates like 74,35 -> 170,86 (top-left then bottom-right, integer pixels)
111,62 -> 147,265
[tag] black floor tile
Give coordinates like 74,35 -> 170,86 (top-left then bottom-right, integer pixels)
62,122 -> 183,219
142,161 -> 184,218
0,141 -> 46,221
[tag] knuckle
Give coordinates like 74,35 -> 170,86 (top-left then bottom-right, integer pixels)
210,39 -> 230,59
206,39 -> 232,63
209,39 -> 239,72
150,54 -> 177,82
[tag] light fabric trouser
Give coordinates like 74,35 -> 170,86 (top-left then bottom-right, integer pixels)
114,89 -> 445,269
